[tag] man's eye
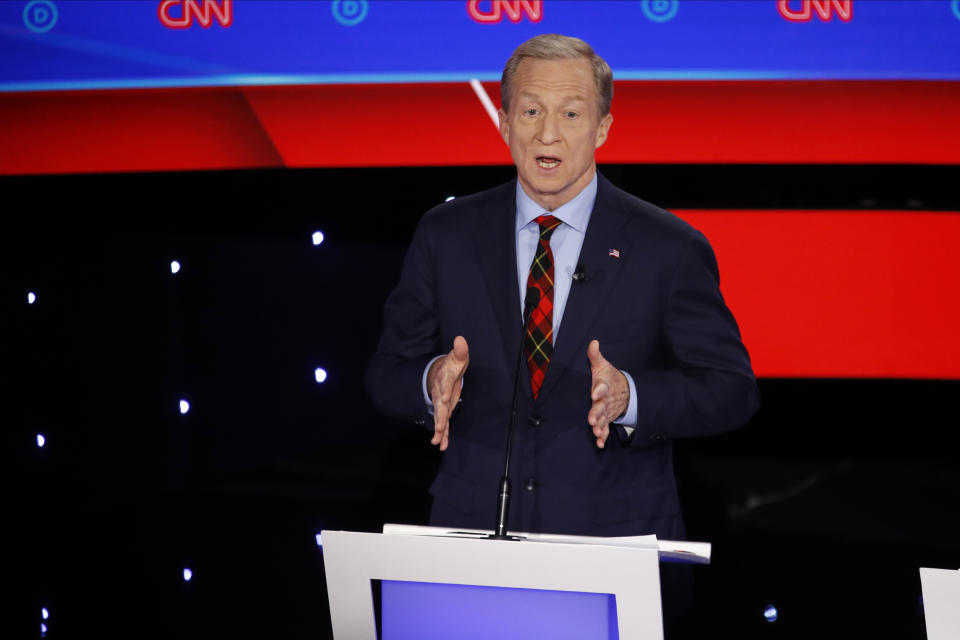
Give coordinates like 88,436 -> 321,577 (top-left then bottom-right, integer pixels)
565,111 -> 579,119
524,108 -> 539,116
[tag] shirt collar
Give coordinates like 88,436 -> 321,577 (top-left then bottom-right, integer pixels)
515,172 -> 598,233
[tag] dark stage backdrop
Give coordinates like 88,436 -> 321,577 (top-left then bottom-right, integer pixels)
5,164 -> 959,639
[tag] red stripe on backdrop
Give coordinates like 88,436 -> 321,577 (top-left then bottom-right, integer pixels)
2,81 -> 960,175
0,88 -> 284,175
675,210 -> 960,379
238,82 -> 507,168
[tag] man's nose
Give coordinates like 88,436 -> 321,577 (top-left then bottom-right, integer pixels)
537,115 -> 561,144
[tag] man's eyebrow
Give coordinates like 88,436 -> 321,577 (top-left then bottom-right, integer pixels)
516,91 -> 588,104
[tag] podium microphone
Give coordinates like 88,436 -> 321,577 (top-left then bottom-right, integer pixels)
491,286 -> 539,540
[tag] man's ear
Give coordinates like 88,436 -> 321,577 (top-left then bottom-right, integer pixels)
498,108 -> 509,145
595,113 -> 613,149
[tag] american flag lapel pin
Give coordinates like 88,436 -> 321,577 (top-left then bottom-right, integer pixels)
608,248 -> 621,258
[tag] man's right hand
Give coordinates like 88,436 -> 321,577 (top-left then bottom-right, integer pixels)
427,336 -> 470,451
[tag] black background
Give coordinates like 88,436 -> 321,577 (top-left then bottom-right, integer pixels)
5,164 -> 959,638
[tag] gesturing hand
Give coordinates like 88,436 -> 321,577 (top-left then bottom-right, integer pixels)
586,340 -> 630,449
427,336 -> 470,451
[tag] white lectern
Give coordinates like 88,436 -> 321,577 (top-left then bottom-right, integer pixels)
920,567 -> 960,640
322,524 -> 710,640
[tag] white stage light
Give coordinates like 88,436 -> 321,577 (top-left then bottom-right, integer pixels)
314,368 -> 327,383
312,231 -> 325,246
764,605 -> 778,622
170,260 -> 181,274
179,399 -> 190,415
28,292 -> 37,304
41,607 -> 49,620
445,195 -> 455,202
37,434 -> 45,448
41,623 -> 47,637
315,533 -> 323,548
183,568 -> 193,582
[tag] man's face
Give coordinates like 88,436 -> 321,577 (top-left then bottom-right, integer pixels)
499,57 -> 613,212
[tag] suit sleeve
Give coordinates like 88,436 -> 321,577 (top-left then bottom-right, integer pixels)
628,228 -> 760,443
364,217 -> 442,424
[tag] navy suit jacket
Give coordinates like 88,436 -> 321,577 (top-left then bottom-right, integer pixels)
366,173 -> 759,539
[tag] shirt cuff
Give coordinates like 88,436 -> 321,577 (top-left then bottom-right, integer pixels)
422,355 -> 444,414
616,369 -> 639,436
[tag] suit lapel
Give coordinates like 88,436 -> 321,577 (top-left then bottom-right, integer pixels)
536,174 -> 633,404
473,180 -> 524,375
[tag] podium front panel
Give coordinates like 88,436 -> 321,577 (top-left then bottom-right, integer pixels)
322,530 -> 662,640
382,580 -> 618,640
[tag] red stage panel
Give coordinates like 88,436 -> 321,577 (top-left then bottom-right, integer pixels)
239,83 -> 507,168
0,88 -> 283,175
676,209 -> 960,379
2,81 -> 959,175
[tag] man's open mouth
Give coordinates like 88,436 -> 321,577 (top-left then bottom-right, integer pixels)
537,156 -> 560,169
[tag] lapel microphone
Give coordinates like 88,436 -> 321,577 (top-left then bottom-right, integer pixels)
573,263 -> 589,284
491,286 -> 540,540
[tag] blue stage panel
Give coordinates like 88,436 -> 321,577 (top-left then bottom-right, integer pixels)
2,0 -> 960,91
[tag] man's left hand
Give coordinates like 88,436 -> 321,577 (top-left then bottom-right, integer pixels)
586,339 -> 630,448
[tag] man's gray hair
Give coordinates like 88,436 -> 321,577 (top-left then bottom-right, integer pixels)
500,34 -> 613,116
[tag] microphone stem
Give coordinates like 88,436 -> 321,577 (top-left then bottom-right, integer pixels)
493,288 -> 538,539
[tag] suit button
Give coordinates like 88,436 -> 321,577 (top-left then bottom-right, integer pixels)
528,415 -> 542,427
649,432 -> 666,441
414,418 -> 426,427
524,478 -> 536,491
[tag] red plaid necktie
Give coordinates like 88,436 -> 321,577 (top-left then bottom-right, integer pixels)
525,215 -> 562,399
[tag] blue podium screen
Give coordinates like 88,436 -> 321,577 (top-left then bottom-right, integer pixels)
2,0 -> 960,91
381,580 -> 619,640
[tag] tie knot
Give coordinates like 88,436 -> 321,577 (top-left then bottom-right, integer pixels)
535,215 -> 562,240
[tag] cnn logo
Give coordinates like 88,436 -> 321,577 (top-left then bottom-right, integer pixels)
158,0 -> 232,29
467,0 -> 542,24
778,0 -> 853,22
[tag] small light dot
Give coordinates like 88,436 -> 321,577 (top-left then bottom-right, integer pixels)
179,399 -> 190,415
28,292 -> 37,304
445,195 -> 455,202
183,568 -> 193,582
312,231 -> 325,246
763,605 -> 778,622
41,607 -> 49,620
170,260 -> 181,274
315,533 -> 323,548
314,368 -> 327,384
37,434 -> 46,448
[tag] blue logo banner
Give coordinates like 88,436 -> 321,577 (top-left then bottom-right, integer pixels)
1,0 -> 958,91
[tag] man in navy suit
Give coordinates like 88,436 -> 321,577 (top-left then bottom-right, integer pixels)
366,34 -> 759,542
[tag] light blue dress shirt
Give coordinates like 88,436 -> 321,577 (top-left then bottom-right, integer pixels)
425,171 -> 638,430
514,174 -> 638,428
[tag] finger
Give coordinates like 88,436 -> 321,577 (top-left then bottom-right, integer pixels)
452,335 -> 470,364
431,395 -> 448,444
588,393 -> 602,425
587,339 -> 602,367
431,419 -> 446,446
595,424 -> 609,448
588,394 -> 610,427
591,380 -> 609,402
593,410 -> 610,438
